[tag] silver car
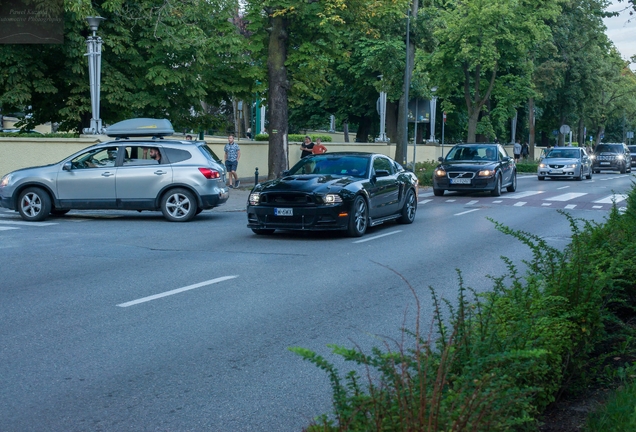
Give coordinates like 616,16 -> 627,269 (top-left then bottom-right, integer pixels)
0,118 -> 229,222
537,147 -> 592,181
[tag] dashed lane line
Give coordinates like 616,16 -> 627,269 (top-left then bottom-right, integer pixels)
0,220 -> 58,227
454,209 -> 480,216
353,230 -> 402,244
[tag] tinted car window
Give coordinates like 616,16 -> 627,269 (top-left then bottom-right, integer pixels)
163,147 -> 192,163
288,155 -> 369,177
595,144 -> 622,153
629,146 -> 636,153
198,144 -> 221,162
373,156 -> 394,174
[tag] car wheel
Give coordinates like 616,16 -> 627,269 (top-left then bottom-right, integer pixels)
18,187 -> 52,221
50,209 -> 70,216
586,169 -> 592,180
593,170 -> 599,174
490,174 -> 502,197
506,171 -> 517,192
620,164 -> 626,174
161,188 -> 197,222
252,228 -> 275,235
433,188 -> 444,196
576,170 -> 583,181
538,176 -> 545,181
347,195 -> 368,237
398,188 -> 417,224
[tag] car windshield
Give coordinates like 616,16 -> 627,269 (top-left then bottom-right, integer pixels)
628,146 -> 636,153
595,144 -> 621,153
547,149 -> 580,159
446,146 -> 497,161
288,155 -> 370,178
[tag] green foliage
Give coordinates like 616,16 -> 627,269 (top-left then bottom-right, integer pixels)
585,379 -> 636,431
0,132 -> 79,138
515,162 -> 539,173
254,134 -> 332,143
413,161 -> 439,187
292,182 -> 636,431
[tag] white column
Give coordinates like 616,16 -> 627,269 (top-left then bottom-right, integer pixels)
329,115 -> 336,133
260,105 -> 266,134
376,91 -> 388,142
429,96 -> 438,142
510,110 -> 518,144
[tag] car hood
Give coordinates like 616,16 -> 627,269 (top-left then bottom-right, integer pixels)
542,158 -> 579,164
438,161 -> 498,171
253,174 -> 358,194
6,163 -> 59,178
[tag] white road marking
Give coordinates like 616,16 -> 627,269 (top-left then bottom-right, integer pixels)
466,200 -> 479,206
0,220 -> 58,227
564,204 -> 577,209
445,199 -> 456,202
594,194 -> 628,204
500,191 -> 545,199
0,226 -> 19,231
454,209 -> 480,216
492,200 -> 503,203
557,186 -> 570,190
419,192 -> 434,197
544,192 -> 588,201
542,203 -> 552,206
353,230 -> 402,244
418,199 -> 433,205
0,213 -> 17,218
593,206 -> 603,209
117,276 -> 238,307
514,202 -> 527,207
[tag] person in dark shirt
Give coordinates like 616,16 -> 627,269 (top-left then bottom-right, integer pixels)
300,136 -> 314,158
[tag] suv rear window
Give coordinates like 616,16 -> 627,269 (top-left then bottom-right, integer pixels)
595,144 -> 623,153
163,147 -> 192,163
198,144 -> 221,162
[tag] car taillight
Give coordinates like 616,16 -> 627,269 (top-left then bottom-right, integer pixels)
198,168 -> 220,179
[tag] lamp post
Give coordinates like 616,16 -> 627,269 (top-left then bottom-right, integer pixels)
403,5 -> 410,164
376,75 -> 388,142
83,16 -> 106,135
429,86 -> 438,142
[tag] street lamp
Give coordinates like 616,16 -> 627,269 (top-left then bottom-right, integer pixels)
376,75 -> 388,142
429,86 -> 438,142
83,16 -> 106,135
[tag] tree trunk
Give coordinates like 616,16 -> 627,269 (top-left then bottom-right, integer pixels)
232,98 -> 241,137
467,109 -> 479,143
243,100 -> 250,138
386,101 -> 398,143
577,118 -> 585,149
595,125 -> 605,146
395,1 -> 418,164
528,97 -> 535,160
343,120 -> 349,142
267,13 -> 289,179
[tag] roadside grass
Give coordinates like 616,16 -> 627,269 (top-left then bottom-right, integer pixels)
291,180 -> 636,431
585,380 -> 636,431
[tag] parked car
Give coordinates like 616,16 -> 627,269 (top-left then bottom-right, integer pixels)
628,145 -> 636,168
432,143 -> 516,196
590,143 -> 632,174
537,147 -> 592,181
246,152 -> 418,237
0,118 -> 228,222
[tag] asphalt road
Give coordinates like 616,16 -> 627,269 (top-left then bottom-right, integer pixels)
0,172 -> 632,431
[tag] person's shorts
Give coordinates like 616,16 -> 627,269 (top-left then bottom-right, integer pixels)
225,160 -> 238,172
514,154 -> 520,159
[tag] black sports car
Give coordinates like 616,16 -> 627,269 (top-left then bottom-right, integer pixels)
432,144 -> 517,196
246,152 -> 418,237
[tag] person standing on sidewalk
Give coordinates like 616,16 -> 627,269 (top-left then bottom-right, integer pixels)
224,134 -> 241,188
300,136 -> 314,158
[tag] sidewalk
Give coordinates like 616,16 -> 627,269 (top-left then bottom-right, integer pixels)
212,180 -> 252,212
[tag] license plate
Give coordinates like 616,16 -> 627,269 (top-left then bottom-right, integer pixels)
451,178 -> 471,184
274,208 -> 293,216
600,162 -> 610,165
550,169 -> 563,174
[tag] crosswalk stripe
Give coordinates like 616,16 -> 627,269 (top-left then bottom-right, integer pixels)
557,186 -> 570,190
564,204 -> 577,209
593,205 -> 603,209
500,191 -> 545,199
542,203 -> 552,206
466,200 -> 479,206
0,220 -> 58,227
544,192 -> 588,201
492,200 -> 503,203
0,226 -> 19,231
594,194 -> 628,204
418,199 -> 432,205
514,202 -> 527,207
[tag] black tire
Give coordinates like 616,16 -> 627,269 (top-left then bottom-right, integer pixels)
347,195 -> 368,237
490,175 -> 502,197
576,170 -> 583,181
620,164 -> 626,174
538,176 -> 545,181
18,187 -> 51,221
593,170 -> 599,174
398,188 -> 417,224
160,188 -> 197,222
586,169 -> 592,180
506,172 -> 517,192
252,228 -> 275,235
433,188 -> 444,196
50,209 -> 70,216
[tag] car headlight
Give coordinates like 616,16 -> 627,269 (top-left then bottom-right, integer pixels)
0,174 -> 11,187
249,192 -> 261,206
590,154 -> 596,159
434,169 -> 446,177
617,155 -> 624,160
566,164 -> 578,168
323,193 -> 343,204
539,163 -> 546,168
477,169 -> 495,177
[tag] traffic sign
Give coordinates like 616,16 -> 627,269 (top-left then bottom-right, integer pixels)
443,112 -> 447,123
627,131 -> 634,139
559,124 -> 571,134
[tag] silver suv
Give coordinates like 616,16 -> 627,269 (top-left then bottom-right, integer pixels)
0,118 -> 229,222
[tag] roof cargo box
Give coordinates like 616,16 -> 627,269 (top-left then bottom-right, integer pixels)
105,118 -> 174,138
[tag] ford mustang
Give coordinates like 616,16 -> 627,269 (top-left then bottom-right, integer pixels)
246,152 -> 418,237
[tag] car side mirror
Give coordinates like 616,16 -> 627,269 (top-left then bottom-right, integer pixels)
374,169 -> 390,178
438,156 -> 443,162
63,162 -> 72,171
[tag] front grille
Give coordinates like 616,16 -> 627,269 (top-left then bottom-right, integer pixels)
549,164 -> 565,169
597,155 -> 616,161
260,192 -> 314,205
448,172 -> 475,179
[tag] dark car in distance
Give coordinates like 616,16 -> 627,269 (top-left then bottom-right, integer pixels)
628,145 -> 636,168
433,144 -> 516,196
246,152 -> 418,237
591,143 -> 632,174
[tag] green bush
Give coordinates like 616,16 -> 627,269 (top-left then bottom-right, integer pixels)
0,132 -> 80,138
515,162 -> 539,173
292,186 -> 636,431
254,133 -> 332,143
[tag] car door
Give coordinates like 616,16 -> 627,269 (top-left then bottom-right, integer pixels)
115,145 -> 173,209
367,156 -> 400,218
497,145 -> 513,184
56,146 -> 118,208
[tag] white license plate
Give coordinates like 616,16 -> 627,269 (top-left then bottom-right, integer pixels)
550,169 -> 563,174
451,178 -> 471,184
274,208 -> 293,216
600,162 -> 610,165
